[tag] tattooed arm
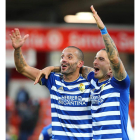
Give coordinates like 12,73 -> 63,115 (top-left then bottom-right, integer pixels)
14,48 -> 40,81
102,34 -> 126,80
10,28 -> 40,81
90,5 -> 126,80
80,66 -> 94,79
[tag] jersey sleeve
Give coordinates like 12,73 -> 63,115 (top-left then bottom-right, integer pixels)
111,73 -> 130,90
87,71 -> 95,82
41,72 -> 55,89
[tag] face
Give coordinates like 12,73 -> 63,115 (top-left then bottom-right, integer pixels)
60,47 -> 83,75
93,50 -> 112,82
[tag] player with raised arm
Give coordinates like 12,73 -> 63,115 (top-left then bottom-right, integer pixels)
9,30 -> 93,139
86,5 -> 130,140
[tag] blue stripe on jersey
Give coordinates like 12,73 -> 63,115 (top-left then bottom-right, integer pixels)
93,133 -> 122,139
53,126 -> 92,133
93,124 -> 122,131
94,105 -> 120,113
41,73 -> 92,140
92,115 -> 121,122
51,108 -> 91,115
52,117 -> 92,125
52,135 -> 92,140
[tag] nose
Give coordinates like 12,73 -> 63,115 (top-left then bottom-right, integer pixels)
60,56 -> 67,63
93,59 -> 98,66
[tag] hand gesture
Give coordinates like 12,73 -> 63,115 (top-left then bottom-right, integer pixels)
9,28 -> 29,50
34,67 -> 54,85
90,5 -> 105,30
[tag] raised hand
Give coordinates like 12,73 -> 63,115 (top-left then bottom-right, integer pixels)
90,5 -> 105,30
9,28 -> 29,50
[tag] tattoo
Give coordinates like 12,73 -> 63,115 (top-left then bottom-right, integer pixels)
16,49 -> 26,67
81,66 -> 94,79
102,33 -> 126,80
103,34 -> 118,60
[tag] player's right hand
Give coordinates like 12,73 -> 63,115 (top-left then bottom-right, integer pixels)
9,28 -> 29,49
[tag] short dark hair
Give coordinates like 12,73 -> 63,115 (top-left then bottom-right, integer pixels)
66,46 -> 84,61
100,48 -> 107,51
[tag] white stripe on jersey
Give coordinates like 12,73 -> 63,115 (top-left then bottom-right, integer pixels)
92,120 -> 121,126
51,103 -> 91,111
52,112 -> 92,120
52,122 -> 92,129
101,92 -> 120,99
92,102 -> 120,110
51,86 -> 91,94
93,129 -> 122,135
55,80 -> 90,89
52,131 -> 92,137
92,111 -> 120,118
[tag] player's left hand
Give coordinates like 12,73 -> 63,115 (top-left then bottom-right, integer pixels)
90,5 -> 105,30
34,66 -> 54,85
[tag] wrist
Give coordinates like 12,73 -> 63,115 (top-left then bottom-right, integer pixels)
100,26 -> 108,35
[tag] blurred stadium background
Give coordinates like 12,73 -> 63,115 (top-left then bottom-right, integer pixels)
6,0 -> 134,140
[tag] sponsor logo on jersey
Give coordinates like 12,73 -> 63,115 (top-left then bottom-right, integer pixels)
58,95 -> 86,106
90,94 -> 103,105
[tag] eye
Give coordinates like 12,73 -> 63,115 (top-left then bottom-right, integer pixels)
61,55 -> 64,59
99,57 -> 104,61
68,56 -> 72,59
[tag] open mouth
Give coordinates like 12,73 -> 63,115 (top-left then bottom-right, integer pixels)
94,67 -> 100,74
61,64 -> 68,70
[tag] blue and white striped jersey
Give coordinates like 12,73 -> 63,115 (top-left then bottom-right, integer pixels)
87,71 -> 130,140
41,72 -> 92,140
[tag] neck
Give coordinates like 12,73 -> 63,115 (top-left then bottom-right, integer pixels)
98,75 -> 110,83
63,73 -> 80,82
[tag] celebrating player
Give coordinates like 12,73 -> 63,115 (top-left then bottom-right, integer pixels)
9,30 -> 93,139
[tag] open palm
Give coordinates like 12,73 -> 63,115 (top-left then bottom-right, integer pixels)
9,28 -> 29,49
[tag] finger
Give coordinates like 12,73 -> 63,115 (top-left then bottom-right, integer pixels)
90,5 -> 97,14
14,28 -> 20,36
9,34 -> 13,40
34,72 -> 42,85
23,34 -> 29,41
45,75 -> 48,79
12,30 -> 16,38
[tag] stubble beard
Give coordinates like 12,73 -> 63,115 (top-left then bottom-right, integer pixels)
61,62 -> 78,76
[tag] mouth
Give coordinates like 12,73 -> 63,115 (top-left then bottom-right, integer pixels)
61,64 -> 68,70
94,67 -> 100,74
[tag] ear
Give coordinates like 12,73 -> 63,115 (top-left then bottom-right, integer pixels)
108,67 -> 113,78
78,61 -> 84,68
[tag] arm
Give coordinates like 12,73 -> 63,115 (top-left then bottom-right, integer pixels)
34,66 -> 61,85
90,5 -> 126,81
80,66 -> 94,79
9,28 -> 40,81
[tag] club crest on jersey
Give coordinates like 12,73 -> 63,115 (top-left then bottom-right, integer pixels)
78,83 -> 85,92
58,86 -> 63,91
101,83 -> 106,91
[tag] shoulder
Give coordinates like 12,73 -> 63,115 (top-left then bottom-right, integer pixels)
111,74 -> 130,90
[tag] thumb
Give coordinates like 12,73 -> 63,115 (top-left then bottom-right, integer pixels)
23,34 -> 29,41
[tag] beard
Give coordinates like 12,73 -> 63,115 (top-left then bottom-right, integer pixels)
61,62 -> 78,75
